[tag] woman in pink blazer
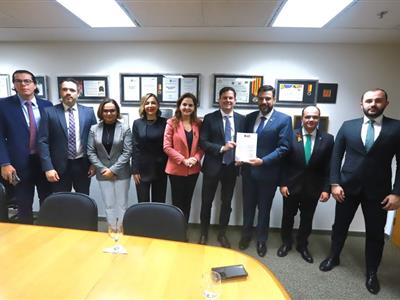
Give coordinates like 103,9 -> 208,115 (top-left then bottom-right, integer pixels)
164,93 -> 204,222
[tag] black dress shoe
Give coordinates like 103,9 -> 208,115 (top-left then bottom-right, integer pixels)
277,244 -> 292,257
257,241 -> 267,257
217,234 -> 231,248
198,234 -> 208,245
319,256 -> 340,272
239,236 -> 251,250
366,272 -> 380,294
296,247 -> 313,263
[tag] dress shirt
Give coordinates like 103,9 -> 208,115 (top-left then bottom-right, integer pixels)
361,115 -> 382,146
253,109 -> 274,133
302,127 -> 317,153
63,103 -> 83,158
18,95 -> 41,127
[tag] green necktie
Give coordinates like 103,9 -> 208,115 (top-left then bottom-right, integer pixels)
304,134 -> 312,164
365,119 -> 375,152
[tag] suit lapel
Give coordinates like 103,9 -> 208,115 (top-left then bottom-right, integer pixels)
56,104 -> 68,137
294,129 -> 307,165
217,111 -> 225,142
78,105 -> 85,139
11,96 -> 29,133
354,118 -> 365,153
177,121 -> 189,155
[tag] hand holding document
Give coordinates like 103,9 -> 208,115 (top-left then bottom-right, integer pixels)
235,132 -> 257,163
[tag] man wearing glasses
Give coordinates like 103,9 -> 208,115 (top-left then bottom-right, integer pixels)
0,70 -> 53,224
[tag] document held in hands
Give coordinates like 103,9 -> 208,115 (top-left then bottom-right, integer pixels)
235,132 -> 257,162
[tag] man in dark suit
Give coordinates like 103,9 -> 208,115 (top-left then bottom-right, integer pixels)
38,78 -> 97,194
199,87 -> 245,248
239,85 -> 292,257
0,70 -> 52,223
277,106 -> 334,263
319,88 -> 400,295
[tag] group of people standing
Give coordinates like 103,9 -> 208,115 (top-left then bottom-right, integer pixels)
1,69 -> 400,295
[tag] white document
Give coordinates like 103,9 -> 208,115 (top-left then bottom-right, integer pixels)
235,132 -> 257,162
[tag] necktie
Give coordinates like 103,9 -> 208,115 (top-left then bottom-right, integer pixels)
256,116 -> 266,135
25,101 -> 37,154
223,116 -> 234,165
304,134 -> 312,164
365,119 -> 375,152
67,108 -> 77,159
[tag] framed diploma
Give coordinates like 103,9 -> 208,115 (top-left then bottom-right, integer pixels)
317,83 -> 338,104
235,132 -> 258,162
35,75 -> 49,99
0,74 -> 11,98
213,74 -> 263,108
57,76 -> 109,102
120,74 -> 200,106
276,79 -> 318,107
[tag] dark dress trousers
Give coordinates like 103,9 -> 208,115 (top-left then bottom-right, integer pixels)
280,128 -> 334,248
329,116 -> 400,273
131,117 -> 167,203
0,95 -> 53,223
37,103 -> 97,194
241,110 -> 292,242
199,110 -> 245,234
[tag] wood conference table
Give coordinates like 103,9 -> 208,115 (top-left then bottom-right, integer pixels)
0,222 -> 290,299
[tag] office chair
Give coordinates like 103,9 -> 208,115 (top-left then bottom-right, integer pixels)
123,202 -> 187,242
36,192 -> 98,231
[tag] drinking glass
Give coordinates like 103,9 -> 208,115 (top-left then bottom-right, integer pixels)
202,270 -> 222,300
108,222 -> 123,253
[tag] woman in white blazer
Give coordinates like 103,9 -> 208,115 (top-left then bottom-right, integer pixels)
87,99 -> 132,228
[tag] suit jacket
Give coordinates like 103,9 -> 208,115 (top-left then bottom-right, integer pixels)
330,116 -> 400,199
242,109 -> 292,185
131,117 -> 167,182
87,120 -> 132,180
0,95 -> 53,172
281,128 -> 334,199
37,103 -> 97,175
200,110 -> 245,177
163,118 -> 204,176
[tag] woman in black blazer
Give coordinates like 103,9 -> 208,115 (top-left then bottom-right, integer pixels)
132,93 -> 167,202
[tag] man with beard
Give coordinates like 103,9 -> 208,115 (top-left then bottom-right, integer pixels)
239,85 -> 292,257
38,78 -> 97,194
319,88 -> 400,295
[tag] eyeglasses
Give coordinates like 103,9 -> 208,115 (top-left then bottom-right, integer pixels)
103,109 -> 116,114
14,79 -> 34,85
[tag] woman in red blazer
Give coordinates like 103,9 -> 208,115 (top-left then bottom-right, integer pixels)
164,93 -> 204,222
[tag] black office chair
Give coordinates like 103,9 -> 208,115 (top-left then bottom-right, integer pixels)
0,182 -> 8,221
123,202 -> 187,242
36,192 -> 98,231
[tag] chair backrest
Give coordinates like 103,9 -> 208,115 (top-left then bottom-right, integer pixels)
123,203 -> 187,242
36,192 -> 98,231
0,182 -> 7,221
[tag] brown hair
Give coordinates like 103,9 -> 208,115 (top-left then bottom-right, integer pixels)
172,93 -> 199,127
97,98 -> 121,120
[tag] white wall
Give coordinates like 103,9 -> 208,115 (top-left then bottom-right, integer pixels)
1,41 -> 399,233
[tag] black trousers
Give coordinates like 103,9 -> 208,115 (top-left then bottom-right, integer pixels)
135,173 -> 167,203
51,158 -> 91,195
14,154 -> 51,224
169,173 -> 199,223
200,164 -> 237,235
280,193 -> 319,248
330,190 -> 387,273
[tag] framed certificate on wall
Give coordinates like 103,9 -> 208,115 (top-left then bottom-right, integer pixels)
57,76 -> 109,102
276,79 -> 318,107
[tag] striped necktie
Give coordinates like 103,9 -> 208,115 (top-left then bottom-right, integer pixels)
67,108 -> 77,159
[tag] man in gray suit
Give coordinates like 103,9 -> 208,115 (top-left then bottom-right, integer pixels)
38,78 -> 97,194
